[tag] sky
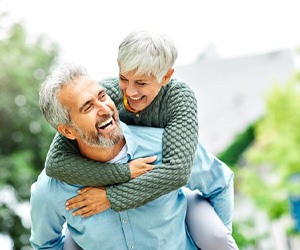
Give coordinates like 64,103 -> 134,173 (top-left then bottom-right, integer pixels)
2,0 -> 300,80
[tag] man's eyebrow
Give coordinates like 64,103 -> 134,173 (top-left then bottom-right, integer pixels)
99,89 -> 106,95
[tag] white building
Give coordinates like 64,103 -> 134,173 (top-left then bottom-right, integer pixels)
174,49 -> 296,153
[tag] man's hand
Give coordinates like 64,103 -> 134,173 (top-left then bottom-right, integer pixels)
129,155 -> 157,178
66,186 -> 110,218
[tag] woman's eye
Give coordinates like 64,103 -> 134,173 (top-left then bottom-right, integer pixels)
120,77 -> 128,82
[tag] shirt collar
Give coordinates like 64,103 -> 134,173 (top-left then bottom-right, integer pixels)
120,121 -> 136,160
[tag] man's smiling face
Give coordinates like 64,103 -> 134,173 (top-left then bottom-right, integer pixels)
58,75 -> 123,147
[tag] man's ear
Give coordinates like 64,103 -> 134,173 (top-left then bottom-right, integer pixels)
57,124 -> 76,140
161,68 -> 174,86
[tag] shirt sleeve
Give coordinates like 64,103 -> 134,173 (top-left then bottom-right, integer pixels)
185,143 -> 235,232
29,182 -> 65,249
106,84 -> 199,211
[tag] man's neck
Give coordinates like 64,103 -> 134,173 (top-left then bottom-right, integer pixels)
78,139 -> 126,162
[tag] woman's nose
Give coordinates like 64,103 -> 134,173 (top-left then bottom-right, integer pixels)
126,83 -> 138,96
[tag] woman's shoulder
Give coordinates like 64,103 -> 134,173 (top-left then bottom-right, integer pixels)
164,78 -> 196,98
100,77 -> 119,88
99,77 -> 122,98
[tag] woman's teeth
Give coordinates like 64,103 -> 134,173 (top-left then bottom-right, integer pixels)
130,96 -> 142,101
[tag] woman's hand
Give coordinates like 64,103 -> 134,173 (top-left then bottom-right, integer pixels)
66,186 -> 110,218
129,156 -> 157,178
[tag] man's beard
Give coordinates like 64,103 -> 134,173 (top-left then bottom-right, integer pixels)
71,119 -> 124,148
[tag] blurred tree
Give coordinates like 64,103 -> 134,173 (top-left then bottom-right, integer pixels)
218,122 -> 256,166
239,71 -> 300,220
0,12 -> 59,249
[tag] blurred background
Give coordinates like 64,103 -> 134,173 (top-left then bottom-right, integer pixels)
1,0 -> 300,249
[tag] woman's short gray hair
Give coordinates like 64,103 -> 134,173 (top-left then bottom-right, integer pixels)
117,28 -> 178,83
39,64 -> 88,130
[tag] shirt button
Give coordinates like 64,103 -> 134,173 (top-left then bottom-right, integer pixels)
129,245 -> 134,249
135,113 -> 140,117
122,219 -> 127,223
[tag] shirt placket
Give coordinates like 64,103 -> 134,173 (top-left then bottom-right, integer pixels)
119,211 -> 135,249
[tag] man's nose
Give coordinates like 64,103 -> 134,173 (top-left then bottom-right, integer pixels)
95,101 -> 110,115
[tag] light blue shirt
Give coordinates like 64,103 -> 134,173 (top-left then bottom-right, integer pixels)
30,122 -> 233,250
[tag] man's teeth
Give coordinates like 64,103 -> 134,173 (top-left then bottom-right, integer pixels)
97,117 -> 113,129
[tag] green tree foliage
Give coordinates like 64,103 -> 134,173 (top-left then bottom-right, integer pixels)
239,72 -> 300,219
218,122 -> 256,166
0,13 -> 59,249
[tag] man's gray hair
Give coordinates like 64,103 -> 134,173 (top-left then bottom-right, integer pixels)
117,28 -> 178,83
39,64 -> 88,130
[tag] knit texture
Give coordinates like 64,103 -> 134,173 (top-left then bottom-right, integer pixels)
46,77 -> 199,211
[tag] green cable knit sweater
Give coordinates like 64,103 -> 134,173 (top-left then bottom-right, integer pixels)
45,77 -> 199,211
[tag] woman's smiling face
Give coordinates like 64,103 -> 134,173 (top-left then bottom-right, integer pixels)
119,70 -> 166,112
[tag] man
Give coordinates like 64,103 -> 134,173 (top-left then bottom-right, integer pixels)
30,64 -> 236,249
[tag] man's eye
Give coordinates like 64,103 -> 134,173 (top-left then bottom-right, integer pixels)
84,105 -> 93,112
99,93 -> 106,100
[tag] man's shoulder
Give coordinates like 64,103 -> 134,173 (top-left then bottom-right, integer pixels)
120,122 -> 163,160
127,124 -> 164,137
31,170 -> 78,199
121,121 -> 164,139
31,170 -> 54,203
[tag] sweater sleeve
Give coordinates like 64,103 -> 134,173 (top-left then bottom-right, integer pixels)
45,132 -> 131,186
107,83 -> 199,211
